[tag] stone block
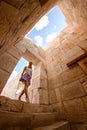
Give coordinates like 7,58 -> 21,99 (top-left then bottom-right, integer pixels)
32,89 -> 49,104
78,41 -> 87,51
71,124 -> 87,130
0,68 -> 10,92
0,96 -> 22,112
54,88 -> 61,102
32,77 -> 40,89
0,52 -> 18,73
63,98 -> 87,122
49,90 -> 57,104
8,46 -> 22,59
32,89 -> 40,104
39,89 -> 49,104
52,102 -> 66,120
61,65 -> 85,84
78,57 -> 87,74
61,80 -> 86,100
82,96 -> 87,111
48,74 -> 63,89
61,46 -> 86,66
32,76 -> 47,89
80,76 -> 87,93
33,62 -> 47,78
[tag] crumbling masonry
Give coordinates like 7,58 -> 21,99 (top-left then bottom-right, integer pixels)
0,0 -> 87,129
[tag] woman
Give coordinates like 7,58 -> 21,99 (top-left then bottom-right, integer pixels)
18,62 -> 32,103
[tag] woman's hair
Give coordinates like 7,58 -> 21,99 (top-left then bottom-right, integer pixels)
29,62 -> 32,65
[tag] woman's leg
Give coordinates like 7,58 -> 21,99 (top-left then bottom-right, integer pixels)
24,82 -> 30,103
18,89 -> 24,101
18,82 -> 25,101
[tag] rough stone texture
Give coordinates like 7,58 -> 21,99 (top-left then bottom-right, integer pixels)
61,46 -> 86,66
31,121 -> 70,130
71,124 -> 87,130
0,0 -> 87,129
60,80 -> 86,100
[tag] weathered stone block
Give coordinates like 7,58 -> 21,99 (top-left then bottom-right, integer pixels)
49,90 -> 57,104
0,96 -> 22,112
8,46 -> 22,59
0,52 -> 18,73
63,98 -> 87,122
0,68 -> 10,92
32,76 -> 47,89
82,96 -> 87,111
32,89 -> 49,104
61,46 -> 86,66
61,80 -> 86,100
61,65 -> 85,84
52,102 -> 66,120
54,88 -> 61,102
71,124 -> 87,130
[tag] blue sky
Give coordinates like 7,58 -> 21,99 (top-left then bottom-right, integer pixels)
7,6 -> 67,82
26,6 -> 67,49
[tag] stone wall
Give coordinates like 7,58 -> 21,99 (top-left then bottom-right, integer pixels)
0,37 -> 46,93
46,24 -> 87,125
1,61 -> 49,105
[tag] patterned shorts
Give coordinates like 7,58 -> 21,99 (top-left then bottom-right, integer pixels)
19,73 -> 31,84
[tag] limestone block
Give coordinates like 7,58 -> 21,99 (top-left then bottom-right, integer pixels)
31,89 -> 40,104
80,76 -> 87,93
63,98 -> 87,122
61,80 -> 86,101
0,68 -> 10,92
23,49 -> 40,65
0,1 -> 18,47
49,90 -> 57,104
39,89 -> 49,104
0,52 -> 18,73
82,96 -> 87,111
71,124 -> 87,130
52,102 -> 66,119
32,76 -> 47,89
33,62 -> 47,78
78,41 -> 87,51
8,46 -> 22,59
61,65 -> 85,84
54,88 -> 61,102
32,89 -> 49,104
61,46 -> 86,66
53,62 -> 63,75
4,0 -> 26,9
0,96 -> 22,112
38,46 -> 46,59
78,57 -> 87,74
40,77 -> 47,89
32,77 -> 40,89
48,78 -> 54,90
33,66 -> 41,78
53,74 -> 63,88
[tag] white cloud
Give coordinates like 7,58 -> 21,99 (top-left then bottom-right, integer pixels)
54,25 -> 57,29
46,32 -> 57,43
34,35 -> 43,46
34,15 -> 49,31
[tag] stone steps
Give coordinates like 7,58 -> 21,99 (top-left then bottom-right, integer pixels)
0,110 -> 58,129
31,121 -> 70,130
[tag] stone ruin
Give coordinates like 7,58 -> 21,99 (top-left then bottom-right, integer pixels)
0,0 -> 87,129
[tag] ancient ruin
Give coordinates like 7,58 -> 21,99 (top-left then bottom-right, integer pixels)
0,0 -> 87,129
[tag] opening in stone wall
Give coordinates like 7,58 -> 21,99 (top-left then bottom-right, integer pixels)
25,6 -> 67,49
1,57 -> 33,102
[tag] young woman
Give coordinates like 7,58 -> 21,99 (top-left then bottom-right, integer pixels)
18,62 -> 32,103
